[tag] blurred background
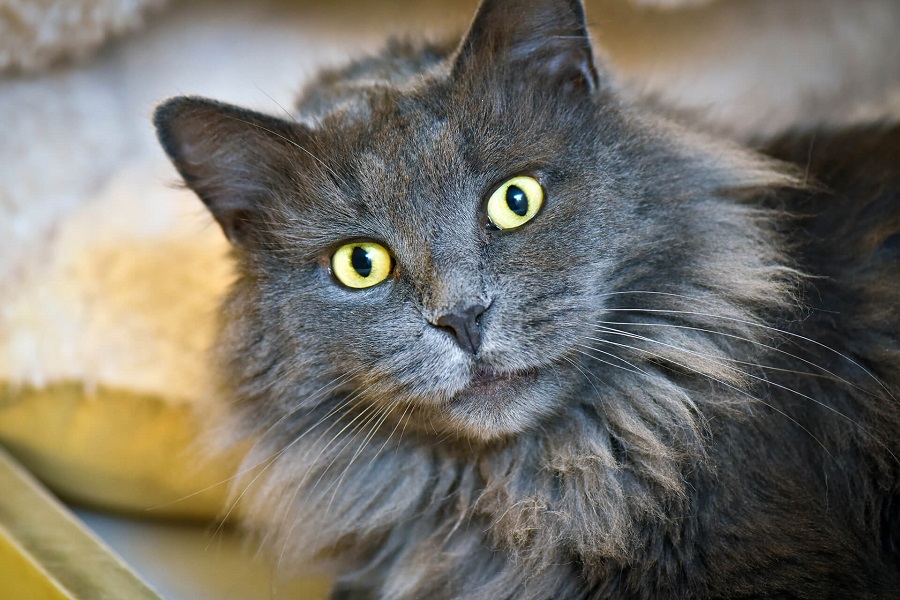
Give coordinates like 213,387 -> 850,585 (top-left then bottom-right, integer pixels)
1,0 -> 898,598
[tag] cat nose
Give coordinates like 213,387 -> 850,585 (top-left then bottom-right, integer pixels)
433,303 -> 486,355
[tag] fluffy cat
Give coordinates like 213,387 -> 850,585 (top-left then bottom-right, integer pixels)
153,0 -> 900,597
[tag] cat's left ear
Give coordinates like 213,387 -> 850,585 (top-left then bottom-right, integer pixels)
452,0 -> 599,95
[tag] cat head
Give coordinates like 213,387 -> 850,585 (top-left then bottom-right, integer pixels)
154,0 -> 796,445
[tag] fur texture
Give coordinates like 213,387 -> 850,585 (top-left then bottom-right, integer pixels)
154,0 -> 900,597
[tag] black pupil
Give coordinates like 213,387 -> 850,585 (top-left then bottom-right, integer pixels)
351,246 -> 373,277
506,185 -> 528,216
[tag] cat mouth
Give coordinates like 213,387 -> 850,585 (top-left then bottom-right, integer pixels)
464,366 -> 538,394
444,364 -> 549,439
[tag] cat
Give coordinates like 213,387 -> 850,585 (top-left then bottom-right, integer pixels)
153,0 -> 900,597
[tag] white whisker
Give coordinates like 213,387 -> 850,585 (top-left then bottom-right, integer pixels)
588,331 -> 835,460
600,306 -> 897,403
590,326 -> 897,464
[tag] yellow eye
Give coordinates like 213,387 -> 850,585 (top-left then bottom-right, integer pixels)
331,242 -> 393,289
486,175 -> 544,230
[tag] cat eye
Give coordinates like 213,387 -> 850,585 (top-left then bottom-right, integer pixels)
486,175 -> 544,230
331,241 -> 393,289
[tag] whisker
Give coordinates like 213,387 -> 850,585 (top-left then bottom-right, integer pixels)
278,397 -> 397,574
213,416 -> 348,548
571,342 -> 652,377
561,355 -> 614,417
364,399 -> 414,473
254,85 -> 300,125
254,366 -> 369,447
211,378 -> 375,548
269,386 -> 386,573
200,383 -> 369,546
393,399 -> 416,457
163,366 -> 368,515
593,319 -> 879,400
588,333 -> 835,460
600,306 -> 897,403
322,400 -> 399,515
221,115 -> 348,186
301,391 -> 387,499
590,327 -> 896,464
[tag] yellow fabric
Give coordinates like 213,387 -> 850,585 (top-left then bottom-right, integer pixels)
0,383 -> 242,520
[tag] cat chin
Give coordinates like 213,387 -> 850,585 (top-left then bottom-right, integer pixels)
443,367 -> 563,441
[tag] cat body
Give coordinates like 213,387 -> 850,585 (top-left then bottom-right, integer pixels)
154,0 -> 900,597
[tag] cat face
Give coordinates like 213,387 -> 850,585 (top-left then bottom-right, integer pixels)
154,0 -> 791,443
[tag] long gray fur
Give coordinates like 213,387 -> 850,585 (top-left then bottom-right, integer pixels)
153,0 -> 900,597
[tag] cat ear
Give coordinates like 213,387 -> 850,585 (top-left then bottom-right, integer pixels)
452,0 -> 599,94
154,96 -> 307,245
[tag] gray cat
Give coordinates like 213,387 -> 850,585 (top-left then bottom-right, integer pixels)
153,0 -> 900,597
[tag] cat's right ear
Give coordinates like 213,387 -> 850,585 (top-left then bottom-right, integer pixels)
153,96 -> 306,245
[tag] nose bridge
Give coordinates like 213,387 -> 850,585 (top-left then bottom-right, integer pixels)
423,240 -> 485,314
404,158 -> 486,315
420,240 -> 490,355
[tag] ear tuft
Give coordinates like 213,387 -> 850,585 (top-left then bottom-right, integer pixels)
153,96 -> 306,245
